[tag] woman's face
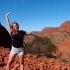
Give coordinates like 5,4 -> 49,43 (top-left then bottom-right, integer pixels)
12,23 -> 19,31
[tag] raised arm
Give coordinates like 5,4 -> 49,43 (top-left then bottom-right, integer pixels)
6,12 -> 12,32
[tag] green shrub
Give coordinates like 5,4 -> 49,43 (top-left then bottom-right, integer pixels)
24,36 -> 57,57
45,43 -> 57,56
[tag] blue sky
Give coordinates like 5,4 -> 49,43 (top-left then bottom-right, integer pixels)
0,0 -> 70,32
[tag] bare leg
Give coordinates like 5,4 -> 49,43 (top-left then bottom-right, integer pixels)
18,54 -> 24,70
6,54 -> 16,70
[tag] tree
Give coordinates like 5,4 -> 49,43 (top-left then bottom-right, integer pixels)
45,42 -> 57,57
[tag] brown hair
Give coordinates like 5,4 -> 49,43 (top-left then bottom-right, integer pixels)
11,21 -> 19,35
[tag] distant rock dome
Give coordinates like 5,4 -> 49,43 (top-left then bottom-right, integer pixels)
41,27 -> 58,34
58,21 -> 70,32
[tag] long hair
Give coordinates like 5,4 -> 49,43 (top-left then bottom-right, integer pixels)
11,21 -> 19,35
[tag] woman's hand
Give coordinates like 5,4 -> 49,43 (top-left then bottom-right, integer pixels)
6,12 -> 10,17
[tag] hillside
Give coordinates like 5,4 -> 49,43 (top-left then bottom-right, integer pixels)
58,21 -> 70,32
39,31 -> 70,46
40,27 -> 58,34
56,36 -> 70,60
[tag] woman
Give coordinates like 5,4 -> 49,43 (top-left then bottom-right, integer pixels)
6,12 -> 37,70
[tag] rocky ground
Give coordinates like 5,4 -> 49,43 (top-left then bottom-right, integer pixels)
0,47 -> 70,70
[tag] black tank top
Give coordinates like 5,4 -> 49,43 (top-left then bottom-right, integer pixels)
11,30 -> 26,48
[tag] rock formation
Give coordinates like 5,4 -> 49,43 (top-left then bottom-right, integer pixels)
41,27 -> 58,34
0,23 -> 11,49
58,21 -> 70,32
56,36 -> 70,60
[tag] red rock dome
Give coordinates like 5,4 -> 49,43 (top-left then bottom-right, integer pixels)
58,21 -> 70,32
56,36 -> 70,59
41,27 -> 58,34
